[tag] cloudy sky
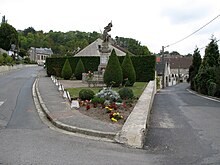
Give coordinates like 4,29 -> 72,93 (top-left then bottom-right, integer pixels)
1,0 -> 220,55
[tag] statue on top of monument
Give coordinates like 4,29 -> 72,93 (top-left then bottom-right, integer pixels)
103,21 -> 113,43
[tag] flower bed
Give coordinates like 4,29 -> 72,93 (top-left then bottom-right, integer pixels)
76,87 -> 137,125
67,82 -> 147,125
78,99 -> 136,125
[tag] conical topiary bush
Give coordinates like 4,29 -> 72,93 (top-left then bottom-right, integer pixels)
75,59 -> 85,80
121,54 -> 136,86
61,59 -> 73,80
104,49 -> 123,87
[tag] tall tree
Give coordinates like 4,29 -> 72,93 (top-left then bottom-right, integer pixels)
189,48 -> 201,90
203,36 -> 220,67
0,23 -> 18,51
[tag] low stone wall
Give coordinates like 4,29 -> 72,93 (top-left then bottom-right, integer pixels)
115,80 -> 156,148
0,64 -> 36,73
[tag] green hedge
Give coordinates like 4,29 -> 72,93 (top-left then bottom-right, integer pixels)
46,56 -> 100,77
46,55 -> 155,82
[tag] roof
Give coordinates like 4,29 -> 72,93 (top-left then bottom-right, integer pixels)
165,56 -> 192,69
74,38 -> 126,57
30,47 -> 53,55
0,48 -> 7,54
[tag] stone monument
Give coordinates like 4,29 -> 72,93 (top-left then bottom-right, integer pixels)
98,21 -> 113,72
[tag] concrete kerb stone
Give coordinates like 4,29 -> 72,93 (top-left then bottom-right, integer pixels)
115,80 -> 156,148
34,77 -> 116,140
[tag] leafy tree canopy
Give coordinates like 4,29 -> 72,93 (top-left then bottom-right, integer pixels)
0,23 -> 18,51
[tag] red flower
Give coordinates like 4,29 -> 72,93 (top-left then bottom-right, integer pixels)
86,105 -> 90,110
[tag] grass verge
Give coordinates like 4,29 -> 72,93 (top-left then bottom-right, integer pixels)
66,82 -> 147,99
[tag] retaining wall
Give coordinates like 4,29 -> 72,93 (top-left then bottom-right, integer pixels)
115,80 -> 156,148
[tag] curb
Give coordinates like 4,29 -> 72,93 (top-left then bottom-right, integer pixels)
187,88 -> 220,103
34,77 -> 117,140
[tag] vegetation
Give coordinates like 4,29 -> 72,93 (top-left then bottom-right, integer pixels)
79,89 -> 95,100
104,49 -> 123,87
189,48 -> 202,90
74,59 -> 85,80
67,82 -> 147,99
61,59 -> 72,80
46,55 -> 156,82
191,36 -> 220,97
17,27 -> 151,57
0,22 -> 18,51
0,53 -> 13,65
121,54 -> 136,86
118,87 -> 134,99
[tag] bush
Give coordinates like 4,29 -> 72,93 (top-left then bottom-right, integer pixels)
79,89 -> 95,100
61,59 -> 73,80
46,56 -> 155,82
104,49 -> 123,87
121,54 -> 136,86
95,87 -> 120,102
118,87 -> 134,100
91,96 -> 105,104
208,81 -> 217,96
0,54 -> 4,65
75,59 -> 85,80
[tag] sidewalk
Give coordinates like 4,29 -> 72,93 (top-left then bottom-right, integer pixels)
35,70 -> 122,140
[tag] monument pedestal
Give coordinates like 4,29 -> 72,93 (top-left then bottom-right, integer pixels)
98,42 -> 111,72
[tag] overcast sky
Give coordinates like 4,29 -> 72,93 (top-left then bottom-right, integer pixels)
1,0 -> 220,55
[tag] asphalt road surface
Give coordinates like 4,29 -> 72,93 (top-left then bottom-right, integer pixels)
0,66 -> 220,164
0,67 -> 160,165
145,83 -> 220,164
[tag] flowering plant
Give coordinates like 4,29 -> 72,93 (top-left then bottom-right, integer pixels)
109,112 -> 123,122
95,87 -> 120,102
86,71 -> 93,81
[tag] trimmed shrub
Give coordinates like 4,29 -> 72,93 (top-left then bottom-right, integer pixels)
61,59 -> 72,80
79,89 -> 95,100
118,87 -> 134,100
45,55 -> 155,82
104,49 -> 123,87
121,54 -> 136,86
75,59 -> 85,80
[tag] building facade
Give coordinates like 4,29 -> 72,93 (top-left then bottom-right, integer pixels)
28,47 -> 53,65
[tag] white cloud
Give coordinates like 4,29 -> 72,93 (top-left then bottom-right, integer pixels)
1,0 -> 220,56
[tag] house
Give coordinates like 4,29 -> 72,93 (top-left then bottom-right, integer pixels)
165,56 -> 192,82
74,38 -> 126,57
156,60 -> 176,88
28,47 -> 53,65
0,48 -> 7,55
156,55 -> 192,88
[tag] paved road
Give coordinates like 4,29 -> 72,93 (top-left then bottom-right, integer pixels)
1,67 -> 219,164
145,83 -> 220,164
0,67 -> 161,165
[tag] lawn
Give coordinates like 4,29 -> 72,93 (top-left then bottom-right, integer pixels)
66,82 -> 148,99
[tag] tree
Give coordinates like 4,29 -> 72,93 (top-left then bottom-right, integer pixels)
121,54 -> 136,86
104,49 -> 123,87
23,27 -> 36,36
74,59 -> 85,80
61,59 -> 72,80
203,36 -> 220,67
189,48 -> 202,90
0,23 -> 18,51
